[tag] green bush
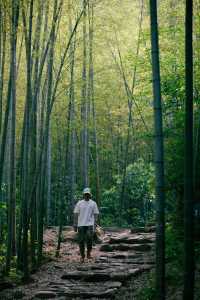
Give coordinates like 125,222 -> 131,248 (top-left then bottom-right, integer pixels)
165,224 -> 183,285
101,159 -> 155,227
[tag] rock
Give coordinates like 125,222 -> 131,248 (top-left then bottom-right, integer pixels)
109,235 -> 154,244
107,253 -> 128,259
131,244 -> 152,251
53,264 -> 63,269
106,253 -> 142,260
33,291 -> 57,299
130,226 -> 156,234
128,268 -> 143,276
130,227 -> 145,233
62,231 -> 78,242
58,287 -> 118,298
104,281 -> 122,288
77,264 -> 108,271
103,227 -> 129,232
61,271 -> 111,281
100,243 -> 152,252
100,244 -> 113,252
110,271 -> 132,282
61,265 -> 145,283
109,236 -> 129,244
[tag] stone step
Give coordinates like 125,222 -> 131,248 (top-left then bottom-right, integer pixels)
130,226 -> 156,233
109,235 -> 154,245
96,259 -> 155,266
61,265 -> 149,283
98,252 -> 148,259
33,290 -> 57,299
33,281 -> 122,299
100,243 -> 152,252
56,286 -> 118,298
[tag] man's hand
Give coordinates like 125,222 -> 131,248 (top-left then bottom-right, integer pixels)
73,213 -> 78,233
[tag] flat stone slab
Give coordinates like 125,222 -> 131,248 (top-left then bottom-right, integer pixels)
130,226 -> 156,233
109,235 -> 154,245
100,243 -> 152,252
61,270 -> 111,281
41,282 -> 122,299
33,291 -> 57,299
61,266 -> 147,283
57,286 -> 118,298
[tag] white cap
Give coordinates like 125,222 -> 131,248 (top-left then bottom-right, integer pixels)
83,187 -> 91,195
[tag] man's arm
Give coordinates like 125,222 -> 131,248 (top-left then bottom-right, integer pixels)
94,202 -> 99,227
73,213 -> 78,232
73,202 -> 80,232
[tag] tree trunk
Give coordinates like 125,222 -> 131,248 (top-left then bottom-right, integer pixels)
6,0 -> 19,273
149,1 -> 165,299
19,0 -> 34,278
38,0 -> 57,264
88,1 -> 100,207
68,0 -> 77,224
46,128 -> 52,225
183,0 -> 194,299
0,3 -> 6,136
81,0 -> 89,188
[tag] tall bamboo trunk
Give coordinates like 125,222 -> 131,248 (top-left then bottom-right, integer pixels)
0,2 -> 7,242
183,0 -> 194,299
6,0 -> 18,273
149,1 -> 165,299
0,4 -> 6,136
81,0 -> 89,188
88,1 -> 100,206
68,1 -> 76,223
46,128 -> 52,225
38,0 -> 57,263
30,0 -> 44,269
19,0 -> 34,278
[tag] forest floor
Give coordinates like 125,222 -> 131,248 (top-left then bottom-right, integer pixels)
0,227 -> 199,300
0,227 -> 156,299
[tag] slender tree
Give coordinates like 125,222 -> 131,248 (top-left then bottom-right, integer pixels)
38,0 -> 57,264
67,0 -> 77,222
20,0 -> 34,278
0,1 -> 6,136
183,0 -> 194,299
81,0 -> 89,188
149,0 -> 165,299
30,0 -> 44,269
88,1 -> 100,206
0,0 -> 7,243
5,0 -> 19,273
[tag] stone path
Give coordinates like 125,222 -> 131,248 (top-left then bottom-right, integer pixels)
0,227 -> 155,300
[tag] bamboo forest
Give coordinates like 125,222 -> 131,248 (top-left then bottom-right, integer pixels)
0,0 -> 199,299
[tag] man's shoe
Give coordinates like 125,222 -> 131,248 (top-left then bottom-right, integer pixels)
80,257 -> 85,263
87,253 -> 92,260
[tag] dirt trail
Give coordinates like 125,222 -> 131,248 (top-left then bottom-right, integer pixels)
0,227 -> 155,299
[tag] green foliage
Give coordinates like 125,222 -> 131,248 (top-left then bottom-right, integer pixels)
165,224 -> 183,286
101,159 -> 155,227
137,285 -> 156,300
135,272 -> 156,300
135,223 -> 184,299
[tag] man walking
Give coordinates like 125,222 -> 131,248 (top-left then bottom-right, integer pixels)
73,188 -> 99,263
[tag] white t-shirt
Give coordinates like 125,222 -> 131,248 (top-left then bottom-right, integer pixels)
74,199 -> 99,227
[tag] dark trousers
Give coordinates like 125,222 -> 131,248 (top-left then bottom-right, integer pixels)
78,226 -> 94,258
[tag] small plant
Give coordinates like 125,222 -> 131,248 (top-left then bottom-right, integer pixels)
135,272 -> 156,300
